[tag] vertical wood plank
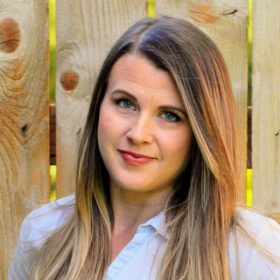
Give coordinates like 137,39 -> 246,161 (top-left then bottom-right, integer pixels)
56,0 -> 147,197
155,0 -> 248,203
0,0 -> 49,277
252,0 -> 280,219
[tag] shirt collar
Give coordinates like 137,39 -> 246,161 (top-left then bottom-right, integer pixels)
138,211 -> 169,240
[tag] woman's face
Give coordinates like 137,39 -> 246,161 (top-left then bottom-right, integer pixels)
98,53 -> 192,198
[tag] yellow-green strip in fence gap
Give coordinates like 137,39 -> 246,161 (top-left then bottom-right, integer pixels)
49,0 -> 57,202
246,169 -> 253,206
147,0 -> 155,18
50,165 -> 57,201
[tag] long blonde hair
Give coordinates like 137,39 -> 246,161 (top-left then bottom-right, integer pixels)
31,16 -> 238,279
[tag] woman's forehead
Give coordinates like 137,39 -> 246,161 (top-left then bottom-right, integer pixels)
108,54 -> 176,92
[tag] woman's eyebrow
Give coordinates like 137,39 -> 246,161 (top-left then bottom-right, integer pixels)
110,89 -> 137,101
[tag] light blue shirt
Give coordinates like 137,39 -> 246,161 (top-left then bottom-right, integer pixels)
107,212 -> 167,280
8,195 -> 280,280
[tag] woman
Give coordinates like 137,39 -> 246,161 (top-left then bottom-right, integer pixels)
9,16 -> 280,280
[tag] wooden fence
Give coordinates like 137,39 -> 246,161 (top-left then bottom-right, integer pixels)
0,0 -> 279,278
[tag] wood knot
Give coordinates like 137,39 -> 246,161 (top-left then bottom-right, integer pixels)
76,127 -> 82,136
21,124 -> 28,137
189,3 -> 218,23
0,18 -> 20,53
60,71 -> 79,92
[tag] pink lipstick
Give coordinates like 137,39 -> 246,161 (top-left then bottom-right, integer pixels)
118,150 -> 155,165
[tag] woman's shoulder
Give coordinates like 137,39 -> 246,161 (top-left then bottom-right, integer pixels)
235,207 -> 280,252
229,207 -> 280,279
19,194 -> 75,247
8,196 -> 75,279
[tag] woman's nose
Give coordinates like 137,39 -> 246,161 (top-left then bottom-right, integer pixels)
126,114 -> 154,144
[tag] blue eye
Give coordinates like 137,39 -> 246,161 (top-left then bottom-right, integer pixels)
117,98 -> 136,110
160,111 -> 181,122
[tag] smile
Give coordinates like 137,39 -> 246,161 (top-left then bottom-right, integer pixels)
118,150 -> 155,165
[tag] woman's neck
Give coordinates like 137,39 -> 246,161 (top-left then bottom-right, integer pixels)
110,186 -> 170,234
109,186 -> 170,263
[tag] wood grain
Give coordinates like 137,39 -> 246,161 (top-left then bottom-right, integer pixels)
56,0 -> 147,197
155,0 -> 248,203
252,0 -> 280,218
0,1 -> 49,277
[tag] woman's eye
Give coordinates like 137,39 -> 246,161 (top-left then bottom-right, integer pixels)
116,98 -> 136,110
160,111 -> 181,122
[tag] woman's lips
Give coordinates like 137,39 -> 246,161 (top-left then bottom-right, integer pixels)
118,150 -> 155,165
